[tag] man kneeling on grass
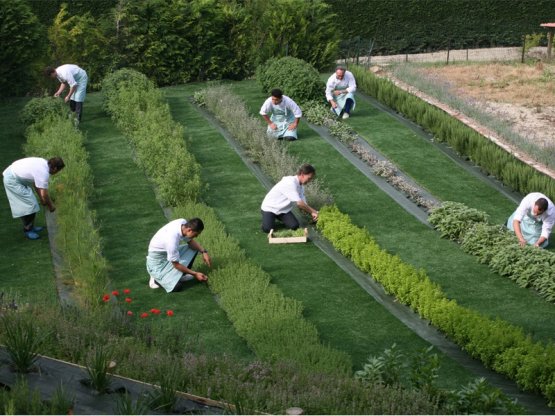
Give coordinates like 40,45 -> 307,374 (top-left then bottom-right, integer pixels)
260,163 -> 319,233
146,218 -> 211,293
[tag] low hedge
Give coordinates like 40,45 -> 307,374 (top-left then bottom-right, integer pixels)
317,204 -> 555,406
102,71 -> 351,375
21,100 -> 108,307
256,57 -> 325,104
350,66 -> 555,202
101,69 -> 201,207
429,201 -> 555,302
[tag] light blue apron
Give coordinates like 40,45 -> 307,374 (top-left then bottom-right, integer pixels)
146,244 -> 197,292
507,210 -> 548,248
267,105 -> 297,140
331,84 -> 356,117
2,168 -> 40,218
70,69 -> 88,102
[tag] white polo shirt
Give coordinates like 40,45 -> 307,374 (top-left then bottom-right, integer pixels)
259,95 -> 302,118
56,64 -> 83,87
261,175 -> 305,215
148,219 -> 191,262
8,157 -> 50,189
514,192 -> 555,239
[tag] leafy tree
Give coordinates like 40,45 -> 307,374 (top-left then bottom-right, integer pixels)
48,4 -> 114,90
245,0 -> 340,71
0,0 -> 46,97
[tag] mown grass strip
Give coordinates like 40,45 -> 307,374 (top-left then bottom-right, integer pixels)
165,84 -> 477,387
0,98 -> 57,305
102,70 -> 353,375
230,79 -> 555,345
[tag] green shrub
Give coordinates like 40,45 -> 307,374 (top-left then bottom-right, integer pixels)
20,97 -> 69,127
256,57 -> 325,104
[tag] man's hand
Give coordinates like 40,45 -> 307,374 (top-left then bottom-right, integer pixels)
54,92 -> 61,98
269,122 -> 277,130
330,101 -> 338,109
287,123 -> 297,131
194,272 -> 208,282
311,211 -> 319,221
201,252 -> 212,268
64,96 -> 70,103
518,238 -> 526,247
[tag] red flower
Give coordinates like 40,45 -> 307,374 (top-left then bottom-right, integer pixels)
125,297 -> 132,303
166,310 -> 174,317
111,290 -> 120,296
127,311 -> 133,316
102,294 -> 110,302
123,289 -> 131,294
150,308 -> 161,315
140,312 -> 149,318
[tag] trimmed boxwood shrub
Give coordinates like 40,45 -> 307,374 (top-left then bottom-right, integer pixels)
20,97 -> 69,127
256,57 -> 325,104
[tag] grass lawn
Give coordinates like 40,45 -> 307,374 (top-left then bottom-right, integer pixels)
0,98 -> 58,305
227,80 -> 555,346
79,92 -> 253,359
164,84 -> 480,388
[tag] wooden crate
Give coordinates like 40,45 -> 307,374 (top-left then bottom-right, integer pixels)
268,228 -> 308,244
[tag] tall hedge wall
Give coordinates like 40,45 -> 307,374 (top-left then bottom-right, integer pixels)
325,0 -> 555,54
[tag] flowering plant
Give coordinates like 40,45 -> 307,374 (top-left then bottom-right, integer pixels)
100,289 -> 175,318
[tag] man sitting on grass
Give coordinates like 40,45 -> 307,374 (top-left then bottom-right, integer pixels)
326,66 -> 357,119
260,88 -> 302,141
146,218 -> 211,292
260,163 -> 319,233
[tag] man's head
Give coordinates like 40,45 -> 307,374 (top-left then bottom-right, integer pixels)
48,157 -> 65,175
270,88 -> 283,105
44,66 -> 57,79
533,198 -> 548,216
297,163 -> 316,185
335,66 -> 346,80
181,218 -> 204,238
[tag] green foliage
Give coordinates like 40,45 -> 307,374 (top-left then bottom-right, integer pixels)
20,97 -> 69,127
272,229 -> 305,237
256,57 -> 325,104
247,0 -> 339,70
327,0 -> 553,54
317,204 -> 555,406
428,201 -> 489,241
351,65 -> 555,202
102,68 -> 201,206
48,4 -> 114,90
0,377 -> 45,415
84,346 -> 114,393
0,0 -> 46,97
524,33 -> 545,53
1,313 -> 46,372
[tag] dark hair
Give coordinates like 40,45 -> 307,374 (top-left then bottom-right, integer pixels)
184,217 -> 204,232
336,66 -> 346,72
270,88 -> 283,98
297,163 -> 315,176
44,66 -> 56,77
535,197 -> 548,212
48,157 -> 65,171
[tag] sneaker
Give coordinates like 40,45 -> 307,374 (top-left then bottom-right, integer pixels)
342,112 -> 350,120
32,226 -> 45,233
149,276 -> 160,289
24,231 -> 40,240
180,274 -> 195,282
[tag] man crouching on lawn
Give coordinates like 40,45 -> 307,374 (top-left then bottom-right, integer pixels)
146,218 -> 211,292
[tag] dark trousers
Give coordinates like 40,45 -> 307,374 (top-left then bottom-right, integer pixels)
261,210 -> 299,233
21,213 -> 36,231
69,100 -> 83,121
344,98 -> 354,114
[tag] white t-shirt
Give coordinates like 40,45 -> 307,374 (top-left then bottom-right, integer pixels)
148,219 -> 191,262
514,192 -> 555,239
259,95 -> 302,118
56,64 -> 83,87
325,70 -> 357,101
261,175 -> 305,214
9,157 -> 50,189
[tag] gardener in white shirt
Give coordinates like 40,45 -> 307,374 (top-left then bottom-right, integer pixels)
2,157 -> 65,240
45,64 -> 88,123
326,66 -> 357,119
507,192 -> 555,248
146,218 -> 211,293
260,88 -> 302,141
260,164 -> 319,233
